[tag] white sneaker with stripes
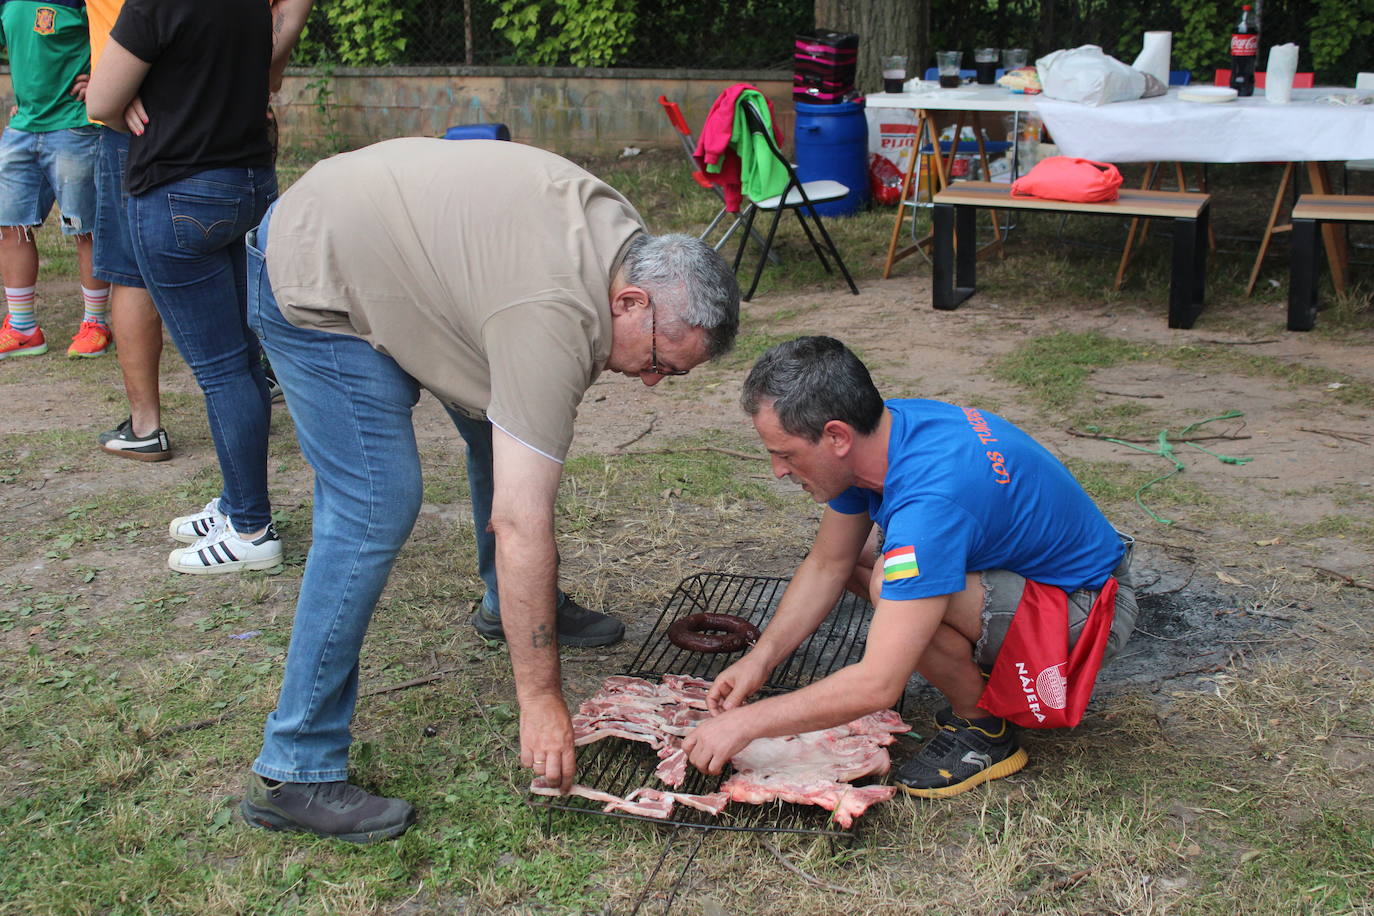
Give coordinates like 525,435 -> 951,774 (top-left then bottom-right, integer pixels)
168,520 -> 282,575
169,498 -> 228,544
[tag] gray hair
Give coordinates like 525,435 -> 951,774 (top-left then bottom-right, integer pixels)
741,336 -> 883,442
622,233 -> 739,359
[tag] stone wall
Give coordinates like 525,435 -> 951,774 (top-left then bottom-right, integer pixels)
270,67 -> 793,155
0,68 -> 793,157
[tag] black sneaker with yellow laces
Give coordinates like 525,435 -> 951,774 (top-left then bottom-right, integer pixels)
893,707 -> 1028,798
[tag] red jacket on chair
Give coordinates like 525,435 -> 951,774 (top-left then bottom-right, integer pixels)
693,84 -> 784,212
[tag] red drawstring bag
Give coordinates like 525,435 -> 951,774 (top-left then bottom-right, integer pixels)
977,577 -> 1119,728
1010,156 -> 1123,203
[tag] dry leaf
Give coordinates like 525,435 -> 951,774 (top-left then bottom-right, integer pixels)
1240,849 -> 1263,864
1254,537 -> 1281,546
1216,571 -> 1248,587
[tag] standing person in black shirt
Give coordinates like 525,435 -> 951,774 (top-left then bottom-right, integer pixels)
87,0 -> 290,575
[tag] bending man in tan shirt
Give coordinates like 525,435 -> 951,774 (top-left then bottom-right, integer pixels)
237,138 -> 739,843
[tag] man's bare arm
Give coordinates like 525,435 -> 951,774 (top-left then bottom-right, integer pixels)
708,508 -> 871,712
489,427 -> 574,790
268,0 -> 314,92
686,592 -> 949,773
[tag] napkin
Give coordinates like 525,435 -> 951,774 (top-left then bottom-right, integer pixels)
1266,44 -> 1300,103
1132,31 -> 1171,86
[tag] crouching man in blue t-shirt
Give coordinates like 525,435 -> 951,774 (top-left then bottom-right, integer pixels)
682,336 -> 1137,797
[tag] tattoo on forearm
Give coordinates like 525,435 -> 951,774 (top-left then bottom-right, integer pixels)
531,625 -> 553,649
273,9 -> 285,39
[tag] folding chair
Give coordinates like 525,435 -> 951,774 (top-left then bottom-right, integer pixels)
731,96 -> 858,301
656,95 -> 773,260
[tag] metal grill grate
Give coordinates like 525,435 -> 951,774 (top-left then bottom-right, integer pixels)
529,574 -> 894,838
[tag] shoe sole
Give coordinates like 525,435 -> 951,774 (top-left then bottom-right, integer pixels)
168,550 -> 283,575
0,344 -> 48,358
101,442 -> 172,462
896,747 -> 1029,799
239,798 -> 415,844
469,612 -> 624,648
68,348 -> 109,358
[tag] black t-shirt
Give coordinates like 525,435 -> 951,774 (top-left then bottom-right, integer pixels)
112,0 -> 272,195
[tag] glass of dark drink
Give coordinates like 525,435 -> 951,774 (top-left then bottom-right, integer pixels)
974,48 -> 999,84
937,51 -> 963,88
882,54 -> 908,93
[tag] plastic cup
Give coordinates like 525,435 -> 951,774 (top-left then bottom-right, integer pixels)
882,54 -> 908,93
974,47 -> 999,84
1002,48 -> 1028,71
937,50 -> 963,88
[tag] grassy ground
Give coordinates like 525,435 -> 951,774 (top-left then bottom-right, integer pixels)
0,147 -> 1371,915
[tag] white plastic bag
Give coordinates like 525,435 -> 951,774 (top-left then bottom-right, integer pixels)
1037,45 -> 1145,106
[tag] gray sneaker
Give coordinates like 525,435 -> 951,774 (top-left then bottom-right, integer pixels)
471,594 -> 624,647
239,773 -> 416,843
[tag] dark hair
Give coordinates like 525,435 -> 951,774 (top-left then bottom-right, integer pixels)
623,233 -> 739,359
740,336 -> 883,442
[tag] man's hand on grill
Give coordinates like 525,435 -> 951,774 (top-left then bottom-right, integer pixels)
683,709 -> 755,776
707,654 -> 770,715
520,694 -> 576,793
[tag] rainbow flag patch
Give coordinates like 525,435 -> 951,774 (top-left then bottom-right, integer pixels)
882,545 -> 920,582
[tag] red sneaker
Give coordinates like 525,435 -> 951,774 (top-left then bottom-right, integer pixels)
67,320 -> 111,358
0,316 -> 47,359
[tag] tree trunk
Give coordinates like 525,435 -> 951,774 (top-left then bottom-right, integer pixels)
814,0 -> 925,95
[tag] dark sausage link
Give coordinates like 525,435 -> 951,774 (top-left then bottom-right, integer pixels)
667,613 -> 761,653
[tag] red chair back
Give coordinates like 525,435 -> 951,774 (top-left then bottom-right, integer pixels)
1213,69 -> 1315,89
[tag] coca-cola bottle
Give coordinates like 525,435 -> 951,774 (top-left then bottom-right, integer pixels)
1229,4 -> 1259,97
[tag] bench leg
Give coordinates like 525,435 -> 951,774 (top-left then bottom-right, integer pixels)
933,203 -> 976,311
1288,217 -> 1320,331
1168,216 -> 1203,329
1192,206 -> 1209,320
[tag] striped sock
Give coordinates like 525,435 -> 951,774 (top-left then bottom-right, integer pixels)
82,285 -> 111,326
5,287 -> 36,333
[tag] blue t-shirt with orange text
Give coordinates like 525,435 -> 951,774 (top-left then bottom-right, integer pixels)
828,399 -> 1123,600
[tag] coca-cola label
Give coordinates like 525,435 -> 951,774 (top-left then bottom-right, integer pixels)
1231,33 -> 1258,56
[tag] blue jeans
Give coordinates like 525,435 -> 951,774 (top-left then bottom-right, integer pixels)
0,124 -> 100,233
246,202 -> 566,780
92,127 -> 143,287
128,167 -> 277,532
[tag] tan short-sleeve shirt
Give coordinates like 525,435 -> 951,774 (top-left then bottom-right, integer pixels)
264,138 -> 645,461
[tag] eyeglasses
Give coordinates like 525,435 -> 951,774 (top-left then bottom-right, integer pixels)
649,304 -> 690,377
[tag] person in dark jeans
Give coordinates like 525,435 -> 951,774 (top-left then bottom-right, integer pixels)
88,0 -> 281,574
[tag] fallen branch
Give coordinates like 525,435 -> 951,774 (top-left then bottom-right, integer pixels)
1097,389 -> 1164,399
760,837 -> 857,895
1066,427 -> 1251,444
615,446 -> 767,462
1332,733 -> 1374,741
361,667 -> 462,697
1199,338 -> 1279,346
1297,427 -> 1371,445
148,712 -> 231,741
614,415 -> 658,451
1303,565 -> 1374,592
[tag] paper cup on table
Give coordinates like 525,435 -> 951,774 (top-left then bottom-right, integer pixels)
1132,31 -> 1171,86
1266,44 -> 1300,103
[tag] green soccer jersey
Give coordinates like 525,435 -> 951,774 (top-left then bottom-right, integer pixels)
1,0 -> 92,132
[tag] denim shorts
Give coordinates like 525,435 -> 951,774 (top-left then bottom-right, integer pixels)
0,124 -> 100,234
974,534 -> 1138,668
92,126 -> 144,287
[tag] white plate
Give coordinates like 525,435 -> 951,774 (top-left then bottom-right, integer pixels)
1179,86 -> 1239,103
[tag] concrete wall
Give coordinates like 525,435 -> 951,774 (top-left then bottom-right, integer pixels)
0,66 -> 793,156
270,67 -> 793,155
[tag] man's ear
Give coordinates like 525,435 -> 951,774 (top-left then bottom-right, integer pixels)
610,284 -> 650,317
822,419 -> 855,457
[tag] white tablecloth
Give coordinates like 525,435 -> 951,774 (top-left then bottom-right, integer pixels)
1036,87 -> 1374,163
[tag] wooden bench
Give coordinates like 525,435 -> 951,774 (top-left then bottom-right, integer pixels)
1288,194 -> 1374,331
931,181 -> 1212,329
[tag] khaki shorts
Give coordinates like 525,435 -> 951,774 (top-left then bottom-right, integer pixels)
973,535 -> 1137,669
